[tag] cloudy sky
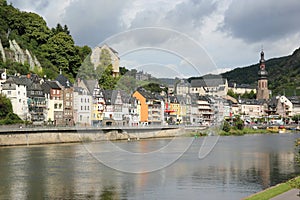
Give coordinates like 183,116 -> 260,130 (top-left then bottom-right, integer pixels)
8,0 -> 300,78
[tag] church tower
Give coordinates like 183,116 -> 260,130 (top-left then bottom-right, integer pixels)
256,50 -> 269,100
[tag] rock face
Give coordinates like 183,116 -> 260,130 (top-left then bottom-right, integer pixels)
0,39 -> 41,71
0,39 -> 5,62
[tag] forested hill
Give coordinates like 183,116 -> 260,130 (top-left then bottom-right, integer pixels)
221,47 -> 300,96
0,0 -> 91,81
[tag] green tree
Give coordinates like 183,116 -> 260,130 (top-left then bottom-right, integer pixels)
292,114 -> 300,124
0,93 -> 13,119
143,83 -> 164,93
222,121 -> 231,132
227,89 -> 237,99
98,65 -> 119,90
41,32 -> 81,77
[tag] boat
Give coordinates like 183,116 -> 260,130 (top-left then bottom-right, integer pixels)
266,126 -> 278,133
278,125 -> 286,133
266,126 -> 287,133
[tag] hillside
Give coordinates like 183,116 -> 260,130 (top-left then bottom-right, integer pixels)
221,47 -> 300,96
0,0 -> 91,81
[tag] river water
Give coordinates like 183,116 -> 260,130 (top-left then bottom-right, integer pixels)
0,133 -> 299,200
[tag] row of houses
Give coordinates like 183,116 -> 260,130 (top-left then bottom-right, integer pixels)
1,67 -> 300,127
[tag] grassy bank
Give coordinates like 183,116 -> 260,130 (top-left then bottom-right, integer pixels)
185,127 -> 273,137
220,127 -> 270,136
244,176 -> 300,200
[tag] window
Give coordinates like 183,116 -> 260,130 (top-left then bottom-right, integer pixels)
59,104 -> 62,109
80,115 -> 82,121
19,99 -> 21,103
18,91 -> 20,95
54,104 -> 58,109
53,90 -> 56,95
81,98 -> 83,103
7,91 -> 11,95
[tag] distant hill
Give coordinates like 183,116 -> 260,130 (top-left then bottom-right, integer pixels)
221,47 -> 300,96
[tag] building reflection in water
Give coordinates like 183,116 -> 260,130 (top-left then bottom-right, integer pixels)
0,134 -> 299,199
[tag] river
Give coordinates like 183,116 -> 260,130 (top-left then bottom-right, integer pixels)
0,133 -> 299,200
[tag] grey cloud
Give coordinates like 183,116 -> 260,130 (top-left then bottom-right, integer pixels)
62,0 -> 130,46
9,0 -> 49,11
129,0 -> 217,46
221,0 -> 300,43
164,0 -> 217,29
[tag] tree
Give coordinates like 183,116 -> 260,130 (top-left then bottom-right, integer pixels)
41,32 -> 81,77
98,65 -> 119,90
143,83 -> 164,93
227,89 -> 238,99
0,93 -> 13,119
292,114 -> 300,124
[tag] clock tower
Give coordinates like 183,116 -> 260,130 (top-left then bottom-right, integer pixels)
256,50 -> 269,100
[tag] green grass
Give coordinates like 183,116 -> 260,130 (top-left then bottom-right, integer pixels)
220,127 -> 272,136
245,176 -> 300,200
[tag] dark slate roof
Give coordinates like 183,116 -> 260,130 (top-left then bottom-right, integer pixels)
198,95 -> 211,102
191,77 -> 226,88
83,79 -> 98,94
169,96 -> 178,103
287,96 -> 300,104
41,81 -> 61,94
136,88 -> 158,100
103,90 -> 116,105
56,74 -> 73,88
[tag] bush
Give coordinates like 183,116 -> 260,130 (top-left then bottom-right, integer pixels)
0,112 -> 23,125
222,121 -> 231,132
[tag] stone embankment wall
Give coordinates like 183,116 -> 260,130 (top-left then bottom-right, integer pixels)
0,128 -> 184,146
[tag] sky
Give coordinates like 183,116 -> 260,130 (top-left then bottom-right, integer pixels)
7,0 -> 300,78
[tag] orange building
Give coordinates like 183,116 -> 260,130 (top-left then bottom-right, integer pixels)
133,89 -> 162,125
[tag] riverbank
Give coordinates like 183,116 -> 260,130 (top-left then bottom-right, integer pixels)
243,176 -> 300,200
0,126 -> 184,146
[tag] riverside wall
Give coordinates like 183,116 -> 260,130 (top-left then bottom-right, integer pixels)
0,127 -> 185,146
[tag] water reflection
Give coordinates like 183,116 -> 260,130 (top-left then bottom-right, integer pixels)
0,134 -> 299,200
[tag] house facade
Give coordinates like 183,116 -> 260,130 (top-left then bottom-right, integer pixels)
42,80 -> 64,126
1,76 -> 28,120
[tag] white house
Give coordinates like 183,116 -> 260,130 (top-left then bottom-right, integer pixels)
1,76 -> 28,120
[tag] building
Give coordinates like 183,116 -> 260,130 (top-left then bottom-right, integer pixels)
1,75 -> 28,120
176,79 -> 190,95
238,99 -> 266,118
197,95 -> 214,126
90,44 -> 120,77
133,88 -> 163,125
228,82 -> 256,95
27,75 -> 47,124
56,74 -> 74,126
103,90 -> 124,126
190,75 -> 228,97
73,86 -> 92,127
82,80 -> 105,127
41,80 -> 64,126
0,68 -> 7,91
256,50 -> 270,100
288,96 -> 300,115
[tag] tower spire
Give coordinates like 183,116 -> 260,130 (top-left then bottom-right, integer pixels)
257,49 -> 269,100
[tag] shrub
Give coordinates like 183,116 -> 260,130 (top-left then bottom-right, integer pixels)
222,121 -> 231,132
